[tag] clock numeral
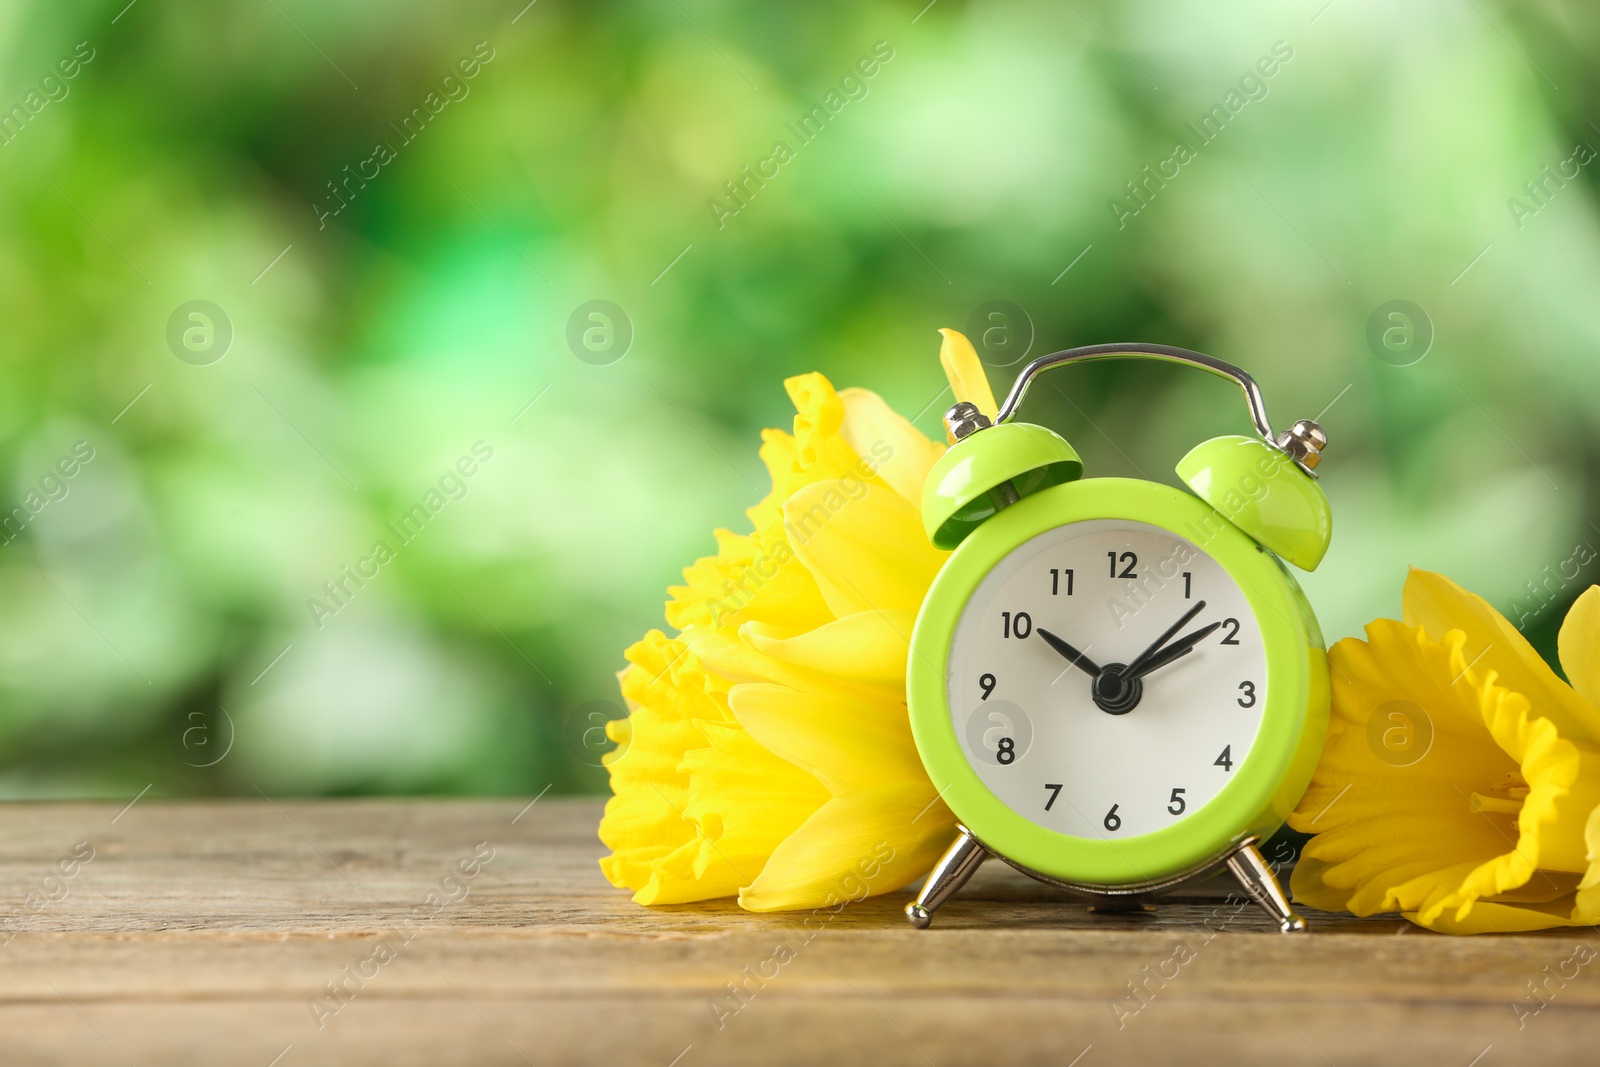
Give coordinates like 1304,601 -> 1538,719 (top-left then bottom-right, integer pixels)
1182,571 -> 1193,598
1049,568 -> 1075,596
1043,783 -> 1062,811
978,673 -> 997,701
1214,745 -> 1233,772
995,736 -> 1016,765
1167,787 -> 1187,816
1107,551 -> 1138,579
1102,804 -> 1121,832
1237,680 -> 1256,707
1000,611 -> 1033,639
1219,618 -> 1241,645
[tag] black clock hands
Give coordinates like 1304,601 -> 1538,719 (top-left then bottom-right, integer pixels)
1035,628 -> 1102,678
1127,620 -> 1222,681
1124,600 -> 1208,679
1037,627 -> 1142,713
1035,625 -> 1142,715
1037,600 -> 1223,716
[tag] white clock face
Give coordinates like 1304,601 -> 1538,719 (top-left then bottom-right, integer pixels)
947,519 -> 1267,841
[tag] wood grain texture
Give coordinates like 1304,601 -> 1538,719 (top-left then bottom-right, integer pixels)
0,796 -> 1592,1066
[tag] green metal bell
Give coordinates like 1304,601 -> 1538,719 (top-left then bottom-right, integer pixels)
1175,435 -> 1332,571
921,406 -> 1082,550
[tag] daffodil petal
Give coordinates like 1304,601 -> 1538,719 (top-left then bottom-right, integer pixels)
1402,568 -> 1600,744
1481,873 -> 1583,905
600,634 -> 725,888
1568,805 -> 1600,927
679,719 -> 830,873
838,387 -> 945,506
631,837 -> 748,906
1290,625 -> 1520,849
750,428 -> 799,532
780,374 -> 883,496
740,610 -> 914,688
737,783 -> 956,912
1412,898 -> 1588,934
1287,854 -> 1359,913
667,528 -> 835,634
728,682 -> 923,795
678,625 -> 891,707
1558,585 -> 1600,713
783,480 -> 946,617
938,328 -> 998,419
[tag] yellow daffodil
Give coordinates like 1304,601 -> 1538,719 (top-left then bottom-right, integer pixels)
1290,568 -> 1600,933
600,331 -> 996,911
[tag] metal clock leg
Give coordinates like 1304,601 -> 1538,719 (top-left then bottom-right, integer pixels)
1225,840 -> 1306,933
905,827 -> 989,929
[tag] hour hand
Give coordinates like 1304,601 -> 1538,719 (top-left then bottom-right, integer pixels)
1035,628 -> 1102,678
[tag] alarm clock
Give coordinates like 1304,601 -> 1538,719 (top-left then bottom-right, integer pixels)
904,344 -> 1331,931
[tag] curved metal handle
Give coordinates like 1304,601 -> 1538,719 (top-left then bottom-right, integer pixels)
995,343 -> 1275,439
992,342 -> 1327,475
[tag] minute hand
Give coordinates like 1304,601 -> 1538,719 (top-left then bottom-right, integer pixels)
1123,600 -> 1208,678
1127,621 -> 1222,681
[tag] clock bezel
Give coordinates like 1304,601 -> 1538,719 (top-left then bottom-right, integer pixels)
907,476 -> 1327,886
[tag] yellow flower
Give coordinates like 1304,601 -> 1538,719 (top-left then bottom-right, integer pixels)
600,335 -> 995,911
1289,568 -> 1600,933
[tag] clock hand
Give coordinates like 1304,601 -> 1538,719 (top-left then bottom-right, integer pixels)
1127,621 -> 1222,681
1123,600 -> 1208,678
1035,628 -> 1103,678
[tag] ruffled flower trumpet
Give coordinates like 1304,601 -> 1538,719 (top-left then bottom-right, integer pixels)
1290,568 -> 1600,933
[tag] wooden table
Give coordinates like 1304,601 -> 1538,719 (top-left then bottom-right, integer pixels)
0,797 -> 1591,1065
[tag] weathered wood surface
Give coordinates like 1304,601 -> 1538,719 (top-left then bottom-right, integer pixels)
0,796 -> 1591,1066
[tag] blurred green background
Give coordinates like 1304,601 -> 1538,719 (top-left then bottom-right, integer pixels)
1,0 -> 1597,799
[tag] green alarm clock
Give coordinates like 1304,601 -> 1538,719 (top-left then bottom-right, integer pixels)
904,344 -> 1332,931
